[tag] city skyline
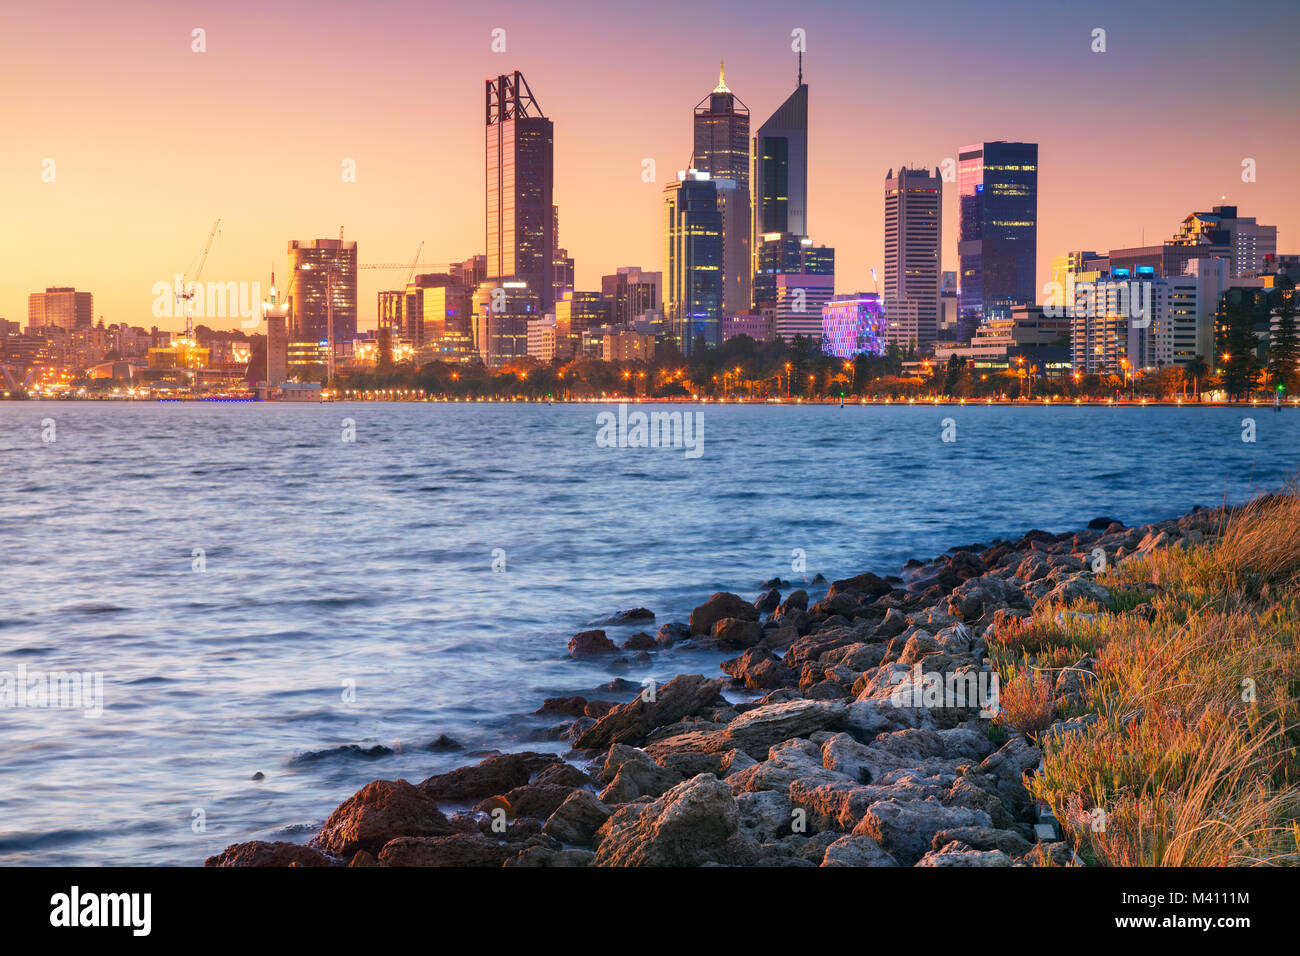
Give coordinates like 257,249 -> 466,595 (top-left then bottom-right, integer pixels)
3,0 -> 1298,333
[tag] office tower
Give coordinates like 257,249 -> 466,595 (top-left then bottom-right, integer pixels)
28,287 -> 93,330
1171,205 -> 1277,278
551,204 -> 575,304
663,170 -> 723,355
450,255 -> 487,288
884,166 -> 942,349
752,233 -> 834,312
1068,259 -> 1226,374
752,77 -> 808,257
554,291 -> 612,359
957,141 -> 1038,340
821,294 -> 887,358
288,239 -> 357,344
473,280 -> 539,366
601,267 -> 660,326
377,291 -> 405,346
486,72 -> 555,311
417,285 -> 475,363
693,64 -> 751,313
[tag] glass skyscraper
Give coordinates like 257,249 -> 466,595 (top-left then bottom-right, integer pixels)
663,170 -> 722,356
693,64 -> 751,314
752,81 -> 808,247
956,141 -> 1038,341
486,72 -> 555,312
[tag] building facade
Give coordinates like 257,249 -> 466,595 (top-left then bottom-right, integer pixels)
288,239 -> 358,345
663,170 -> 723,355
884,166 -> 942,350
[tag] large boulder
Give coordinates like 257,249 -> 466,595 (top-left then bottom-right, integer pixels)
421,752 -> 561,802
827,571 -> 893,599
593,774 -> 741,866
376,834 -> 514,867
312,779 -> 455,857
569,629 -> 618,656
574,675 -> 724,750
690,592 -> 759,635
473,783 -> 574,821
543,790 -> 613,846
205,840 -> 335,867
916,840 -> 1013,867
820,834 -> 899,867
1034,576 -> 1113,612
722,699 -> 848,758
854,798 -> 993,866
721,647 -> 796,689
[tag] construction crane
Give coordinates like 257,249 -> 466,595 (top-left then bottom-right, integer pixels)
176,218 -> 221,384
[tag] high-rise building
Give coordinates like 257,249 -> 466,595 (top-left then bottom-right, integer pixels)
752,233 -> 834,310
554,291 -> 612,359
601,267 -> 660,326
288,239 -> 357,344
1171,205 -> 1277,278
473,280 -> 540,366
693,64 -> 751,313
752,78 -> 808,252
416,285 -> 476,364
957,141 -> 1038,341
884,166 -> 942,349
663,170 -> 723,355
28,287 -> 93,330
450,255 -> 487,288
551,204 -> 575,304
486,72 -> 555,311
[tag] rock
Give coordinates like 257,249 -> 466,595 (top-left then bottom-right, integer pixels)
776,590 -> 809,614
754,588 -> 781,614
536,696 -> 590,717
421,752 -> 561,802
574,674 -> 724,750
736,790 -> 794,842
204,841 -> 335,867
689,592 -> 759,635
593,774 -> 740,866
348,850 -> 378,867
916,840 -> 1013,866
828,571 -> 893,599
543,790 -> 613,846
1034,576 -> 1113,612
730,739 -> 852,794
600,755 -> 683,803
656,622 -> 690,647
533,762 -> 593,789
722,699 -> 848,757
505,845 -> 594,867
376,834 -> 514,867
1087,516 -> 1120,530
710,617 -> 764,649
251,772 -> 264,780
931,826 -> 1032,856
820,834 -> 899,867
311,779 -> 455,857
428,734 -> 462,752
607,608 -> 655,624
622,632 -> 657,650
474,784 -> 574,821
854,798 -> 994,866
569,629 -> 618,656
721,647 -> 796,689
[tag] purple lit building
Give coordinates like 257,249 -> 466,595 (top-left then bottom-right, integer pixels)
821,293 -> 887,358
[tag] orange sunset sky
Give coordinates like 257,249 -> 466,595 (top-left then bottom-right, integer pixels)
2,0 -> 1297,333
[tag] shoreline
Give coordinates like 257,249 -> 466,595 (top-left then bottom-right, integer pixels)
207,497 -> 1286,868
5,396 -> 1296,408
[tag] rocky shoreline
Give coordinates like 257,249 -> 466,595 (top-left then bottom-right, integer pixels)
207,506 -> 1220,868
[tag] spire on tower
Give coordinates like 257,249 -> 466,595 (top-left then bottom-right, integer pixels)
714,58 -> 730,94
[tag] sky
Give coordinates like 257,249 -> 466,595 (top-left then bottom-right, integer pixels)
2,0 -> 1298,333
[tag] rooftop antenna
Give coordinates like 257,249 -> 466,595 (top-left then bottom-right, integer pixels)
798,50 -> 803,86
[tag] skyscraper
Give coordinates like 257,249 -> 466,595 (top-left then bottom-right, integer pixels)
663,170 -> 723,355
752,74 -> 808,276
956,141 -> 1038,341
884,166 -> 942,349
693,63 -> 751,313
486,71 -> 555,310
287,239 -> 357,344
28,287 -> 93,330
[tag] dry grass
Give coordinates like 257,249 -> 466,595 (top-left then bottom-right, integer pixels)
1019,490 -> 1300,866
996,671 -> 1057,742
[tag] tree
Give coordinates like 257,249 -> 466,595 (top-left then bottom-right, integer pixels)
943,353 -> 964,397
1181,354 -> 1209,401
1265,277 -> 1299,398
